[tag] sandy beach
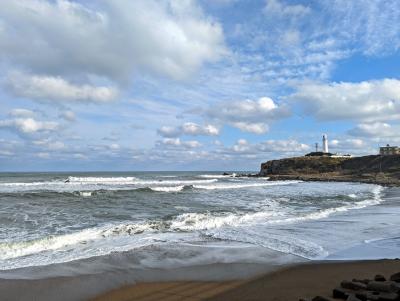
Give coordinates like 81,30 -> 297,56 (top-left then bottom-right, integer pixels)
91,259 -> 400,301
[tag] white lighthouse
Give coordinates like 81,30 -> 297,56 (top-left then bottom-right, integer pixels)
322,134 -> 329,153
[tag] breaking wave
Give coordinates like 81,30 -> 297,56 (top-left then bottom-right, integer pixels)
67,176 -> 138,183
198,174 -> 235,178
193,180 -> 301,190
149,186 -> 185,192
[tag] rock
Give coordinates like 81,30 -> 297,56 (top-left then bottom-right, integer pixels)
352,279 -> 371,285
375,275 -> 387,282
347,294 -> 362,301
222,172 -> 230,176
390,272 -> 400,283
333,287 -> 351,299
367,281 -> 398,293
312,296 -> 333,301
390,282 -> 400,293
259,154 -> 400,185
341,280 -> 367,290
373,292 -> 399,301
355,291 -> 399,301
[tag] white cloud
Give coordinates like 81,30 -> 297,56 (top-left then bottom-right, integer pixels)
0,117 -> 58,134
6,72 -> 118,103
73,153 -> 87,160
36,152 -> 51,159
292,79 -> 400,121
33,139 -> 65,150
232,122 -> 268,134
109,143 -> 120,150
0,150 -> 13,156
9,108 -> 36,118
257,139 -> 310,153
348,122 -> 395,138
157,126 -> 182,138
60,110 -> 76,121
181,123 -> 219,136
225,138 -> 310,156
160,138 -> 202,148
329,138 -> 366,153
207,97 -> 289,134
0,0 -> 226,82
264,0 -> 311,18
158,122 -> 219,137
183,140 -> 202,148
232,139 -> 249,152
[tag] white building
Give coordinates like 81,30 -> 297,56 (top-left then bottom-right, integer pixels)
322,134 -> 329,153
380,144 -> 400,155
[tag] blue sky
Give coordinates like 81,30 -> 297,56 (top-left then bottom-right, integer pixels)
0,0 -> 400,171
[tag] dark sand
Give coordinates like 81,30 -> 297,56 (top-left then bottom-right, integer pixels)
91,259 -> 400,301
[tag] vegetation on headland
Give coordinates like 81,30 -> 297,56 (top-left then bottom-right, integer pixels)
259,155 -> 400,186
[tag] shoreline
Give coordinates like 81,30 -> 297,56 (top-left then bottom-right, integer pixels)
91,259 -> 400,301
264,174 -> 400,187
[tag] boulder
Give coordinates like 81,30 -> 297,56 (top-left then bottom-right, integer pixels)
367,281 -> 395,293
333,287 -> 351,299
312,296 -> 333,301
390,282 -> 400,293
347,295 -> 362,301
341,280 -> 367,290
390,272 -> 400,283
352,279 -> 371,285
375,275 -> 387,282
373,292 -> 399,301
355,291 -> 399,301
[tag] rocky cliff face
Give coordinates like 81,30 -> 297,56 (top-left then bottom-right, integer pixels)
259,155 -> 400,185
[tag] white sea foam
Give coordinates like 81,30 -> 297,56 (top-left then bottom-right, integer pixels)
170,186 -> 384,231
0,222 -> 163,263
79,191 -> 93,197
198,174 -> 233,178
67,176 -> 138,183
0,178 -> 218,193
170,210 -> 281,231
150,186 -> 185,192
209,229 -> 328,259
0,228 -> 104,260
193,180 -> 301,190
0,181 -> 61,187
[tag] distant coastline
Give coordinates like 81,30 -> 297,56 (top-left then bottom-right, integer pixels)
257,154 -> 400,186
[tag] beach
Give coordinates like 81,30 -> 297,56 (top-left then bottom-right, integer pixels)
91,259 -> 400,301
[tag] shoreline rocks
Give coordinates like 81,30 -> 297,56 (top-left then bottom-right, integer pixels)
301,272 -> 400,301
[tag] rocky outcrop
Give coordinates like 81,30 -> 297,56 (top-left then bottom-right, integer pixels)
259,155 -> 400,186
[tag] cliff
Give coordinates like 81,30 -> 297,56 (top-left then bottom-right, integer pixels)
259,155 -> 400,186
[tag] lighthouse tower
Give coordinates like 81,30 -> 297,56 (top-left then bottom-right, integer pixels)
322,134 -> 329,153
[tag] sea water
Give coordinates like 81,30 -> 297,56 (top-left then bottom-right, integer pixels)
0,172 -> 399,276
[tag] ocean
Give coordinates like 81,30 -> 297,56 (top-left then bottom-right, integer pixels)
0,172 -> 399,296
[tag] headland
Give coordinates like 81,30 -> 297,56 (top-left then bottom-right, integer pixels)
259,154 -> 400,186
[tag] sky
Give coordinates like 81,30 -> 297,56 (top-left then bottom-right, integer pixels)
0,0 -> 400,171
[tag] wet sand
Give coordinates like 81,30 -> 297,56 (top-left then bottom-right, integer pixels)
91,259 -> 400,301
